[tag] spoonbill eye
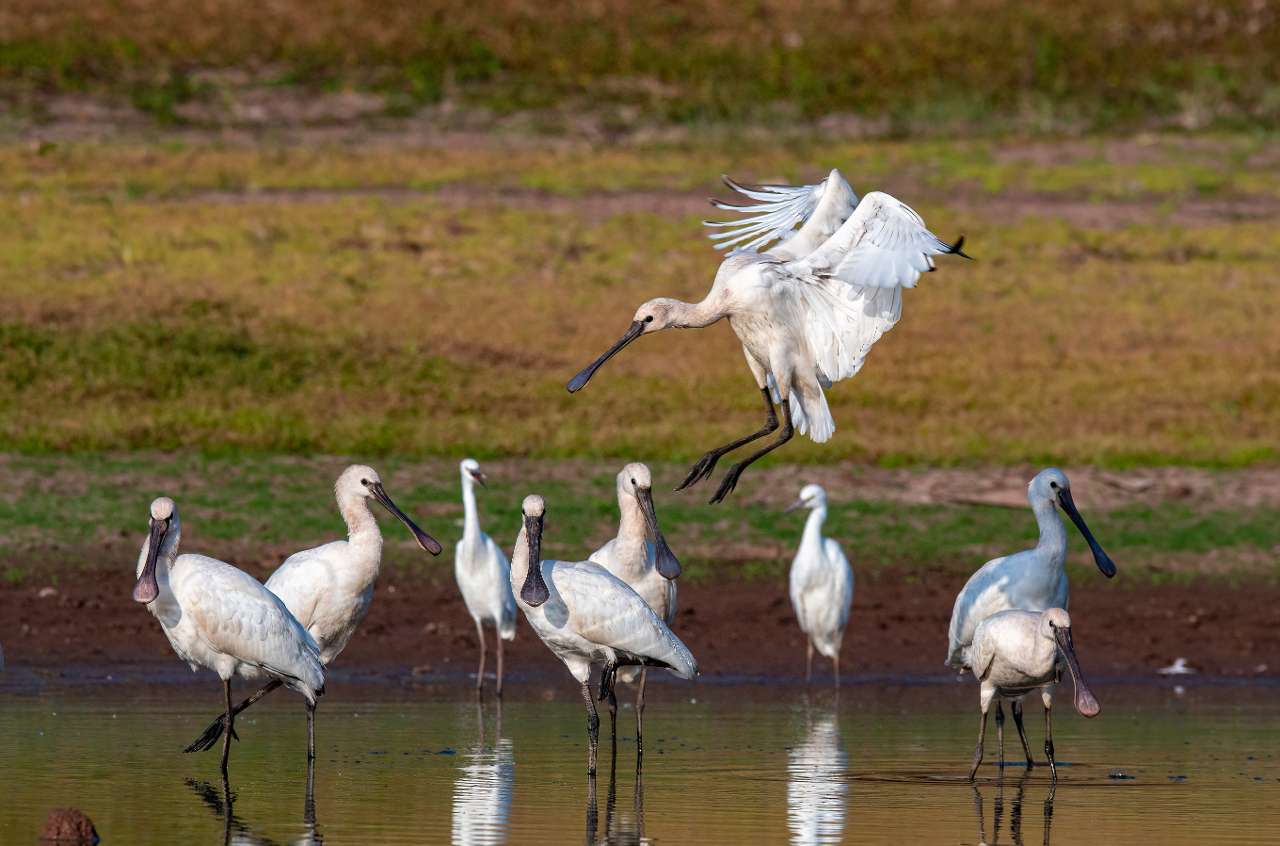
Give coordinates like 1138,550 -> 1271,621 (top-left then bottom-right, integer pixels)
643,315 -> 654,323
361,478 -> 371,486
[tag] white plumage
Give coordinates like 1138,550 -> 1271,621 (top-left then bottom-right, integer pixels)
786,711 -> 848,846
568,168 -> 968,503
132,496 -> 324,770
510,494 -> 696,775
962,608 -> 1101,782
946,468 -> 1117,671
184,464 -> 441,757
451,713 -> 514,846
786,484 -> 854,686
454,458 -> 518,695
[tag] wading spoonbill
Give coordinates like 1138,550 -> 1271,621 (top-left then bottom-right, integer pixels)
963,608 -> 1100,781
510,495 -> 696,775
132,496 -> 325,772
185,465 -> 441,758
566,170 -> 969,502
588,462 -> 681,748
454,458 -> 518,696
786,484 -> 853,686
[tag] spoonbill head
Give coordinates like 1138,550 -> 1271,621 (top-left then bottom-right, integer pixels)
614,462 -> 681,580
565,299 -> 692,394
1029,468 -> 1116,578
133,496 -> 177,604
517,495 -> 548,607
336,465 -> 443,555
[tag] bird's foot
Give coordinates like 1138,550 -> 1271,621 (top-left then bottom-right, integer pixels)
676,450 -> 722,491
183,715 -> 238,754
709,465 -> 746,504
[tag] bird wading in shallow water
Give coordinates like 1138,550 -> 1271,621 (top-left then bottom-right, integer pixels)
184,465 -> 441,758
566,170 -> 969,502
132,497 -> 325,773
785,484 -> 853,687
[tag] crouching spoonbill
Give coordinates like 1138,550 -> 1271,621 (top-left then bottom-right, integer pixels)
455,458 -> 518,697
184,465 -> 441,758
132,497 -> 325,772
588,462 -> 681,749
945,469 -> 1115,756
511,495 -> 696,775
963,608 -> 1100,782
786,484 -> 853,687
566,170 -> 969,502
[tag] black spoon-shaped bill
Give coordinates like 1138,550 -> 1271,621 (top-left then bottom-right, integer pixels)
1056,487 -> 1117,578
566,320 -> 645,393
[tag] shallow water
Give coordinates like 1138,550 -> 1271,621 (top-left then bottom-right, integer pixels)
1,673 -> 1277,844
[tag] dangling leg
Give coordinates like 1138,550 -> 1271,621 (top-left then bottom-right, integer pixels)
305,700 -> 317,762
994,701 -> 1006,770
185,679 -> 280,753
474,619 -> 487,694
805,640 -> 814,684
581,681 -> 600,777
677,387 -> 779,491
710,399 -> 794,504
1043,688 -> 1057,783
832,653 -> 840,690
1011,699 -> 1035,770
635,669 -> 647,757
496,632 -> 506,699
968,686 -> 994,782
220,679 -> 235,775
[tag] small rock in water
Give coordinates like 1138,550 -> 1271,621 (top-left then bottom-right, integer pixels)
40,808 -> 99,843
1108,769 -> 1136,780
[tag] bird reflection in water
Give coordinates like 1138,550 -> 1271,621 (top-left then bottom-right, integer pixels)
585,754 -> 646,846
451,700 -> 515,846
786,706 -> 848,846
972,771 -> 1054,846
186,758 -> 322,846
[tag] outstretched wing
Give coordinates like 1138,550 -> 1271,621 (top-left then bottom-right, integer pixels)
704,169 -> 859,259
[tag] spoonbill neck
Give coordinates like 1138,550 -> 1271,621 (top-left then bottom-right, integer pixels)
1031,496 -> 1068,561
668,294 -> 728,330
616,492 -> 648,548
509,524 -> 532,593
338,490 -> 384,550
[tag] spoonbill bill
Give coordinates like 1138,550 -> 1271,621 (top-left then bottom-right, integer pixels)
132,496 -> 325,771
184,465 -> 441,758
566,169 -> 969,502
785,484 -> 854,686
510,494 -> 697,775
962,608 -> 1100,782
588,462 -> 681,747
454,458 -> 518,696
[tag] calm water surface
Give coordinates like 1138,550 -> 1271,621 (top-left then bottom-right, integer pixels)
1,672 -> 1276,844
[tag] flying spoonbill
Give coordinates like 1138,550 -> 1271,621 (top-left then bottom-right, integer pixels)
946,469 -> 1114,758
566,170 -> 969,502
185,465 -> 441,758
132,496 -> 325,772
963,608 -> 1100,781
511,494 -> 697,775
786,484 -> 853,686
454,458 -> 518,696
588,462 -> 681,748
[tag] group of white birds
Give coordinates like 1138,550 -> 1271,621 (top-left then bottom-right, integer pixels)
128,169 -> 1119,782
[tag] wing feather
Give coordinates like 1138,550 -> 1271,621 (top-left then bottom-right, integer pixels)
704,170 -> 858,258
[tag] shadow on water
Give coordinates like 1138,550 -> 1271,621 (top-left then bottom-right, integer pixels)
972,771 -> 1054,846
452,700 -> 514,845
187,759 -> 322,846
584,754 -> 646,846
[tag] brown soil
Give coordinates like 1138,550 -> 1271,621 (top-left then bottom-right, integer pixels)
3,565 -> 1273,682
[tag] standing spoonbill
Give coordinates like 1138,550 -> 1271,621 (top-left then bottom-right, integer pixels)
454,458 -> 518,696
785,484 -> 853,686
946,469 -> 1114,762
963,608 -> 1100,782
132,496 -> 325,772
566,169 -> 969,502
588,462 -> 681,748
510,494 -> 697,775
184,465 -> 441,757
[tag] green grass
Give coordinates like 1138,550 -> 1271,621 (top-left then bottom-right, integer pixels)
2,454 -> 1276,585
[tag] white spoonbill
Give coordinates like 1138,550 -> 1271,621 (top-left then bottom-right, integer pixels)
455,458 -> 518,696
785,484 -> 854,686
132,496 -> 325,772
963,608 -> 1100,782
567,170 -> 969,502
946,469 -> 1114,760
184,465 -> 441,757
511,494 -> 697,775
588,462 -> 681,746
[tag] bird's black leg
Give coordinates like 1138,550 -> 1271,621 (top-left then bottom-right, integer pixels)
994,701 -> 1006,770
1044,699 -> 1057,784
581,681 -> 600,777
968,704 -> 989,782
220,679 -> 235,775
1011,699 -> 1035,769
676,388 -> 778,491
305,700 -> 317,762
185,679 -> 281,753
710,399 -> 794,503
635,669 -> 647,760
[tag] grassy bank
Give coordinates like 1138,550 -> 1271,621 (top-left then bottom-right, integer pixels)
1,134 -> 1277,465
2,1 -> 1279,134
